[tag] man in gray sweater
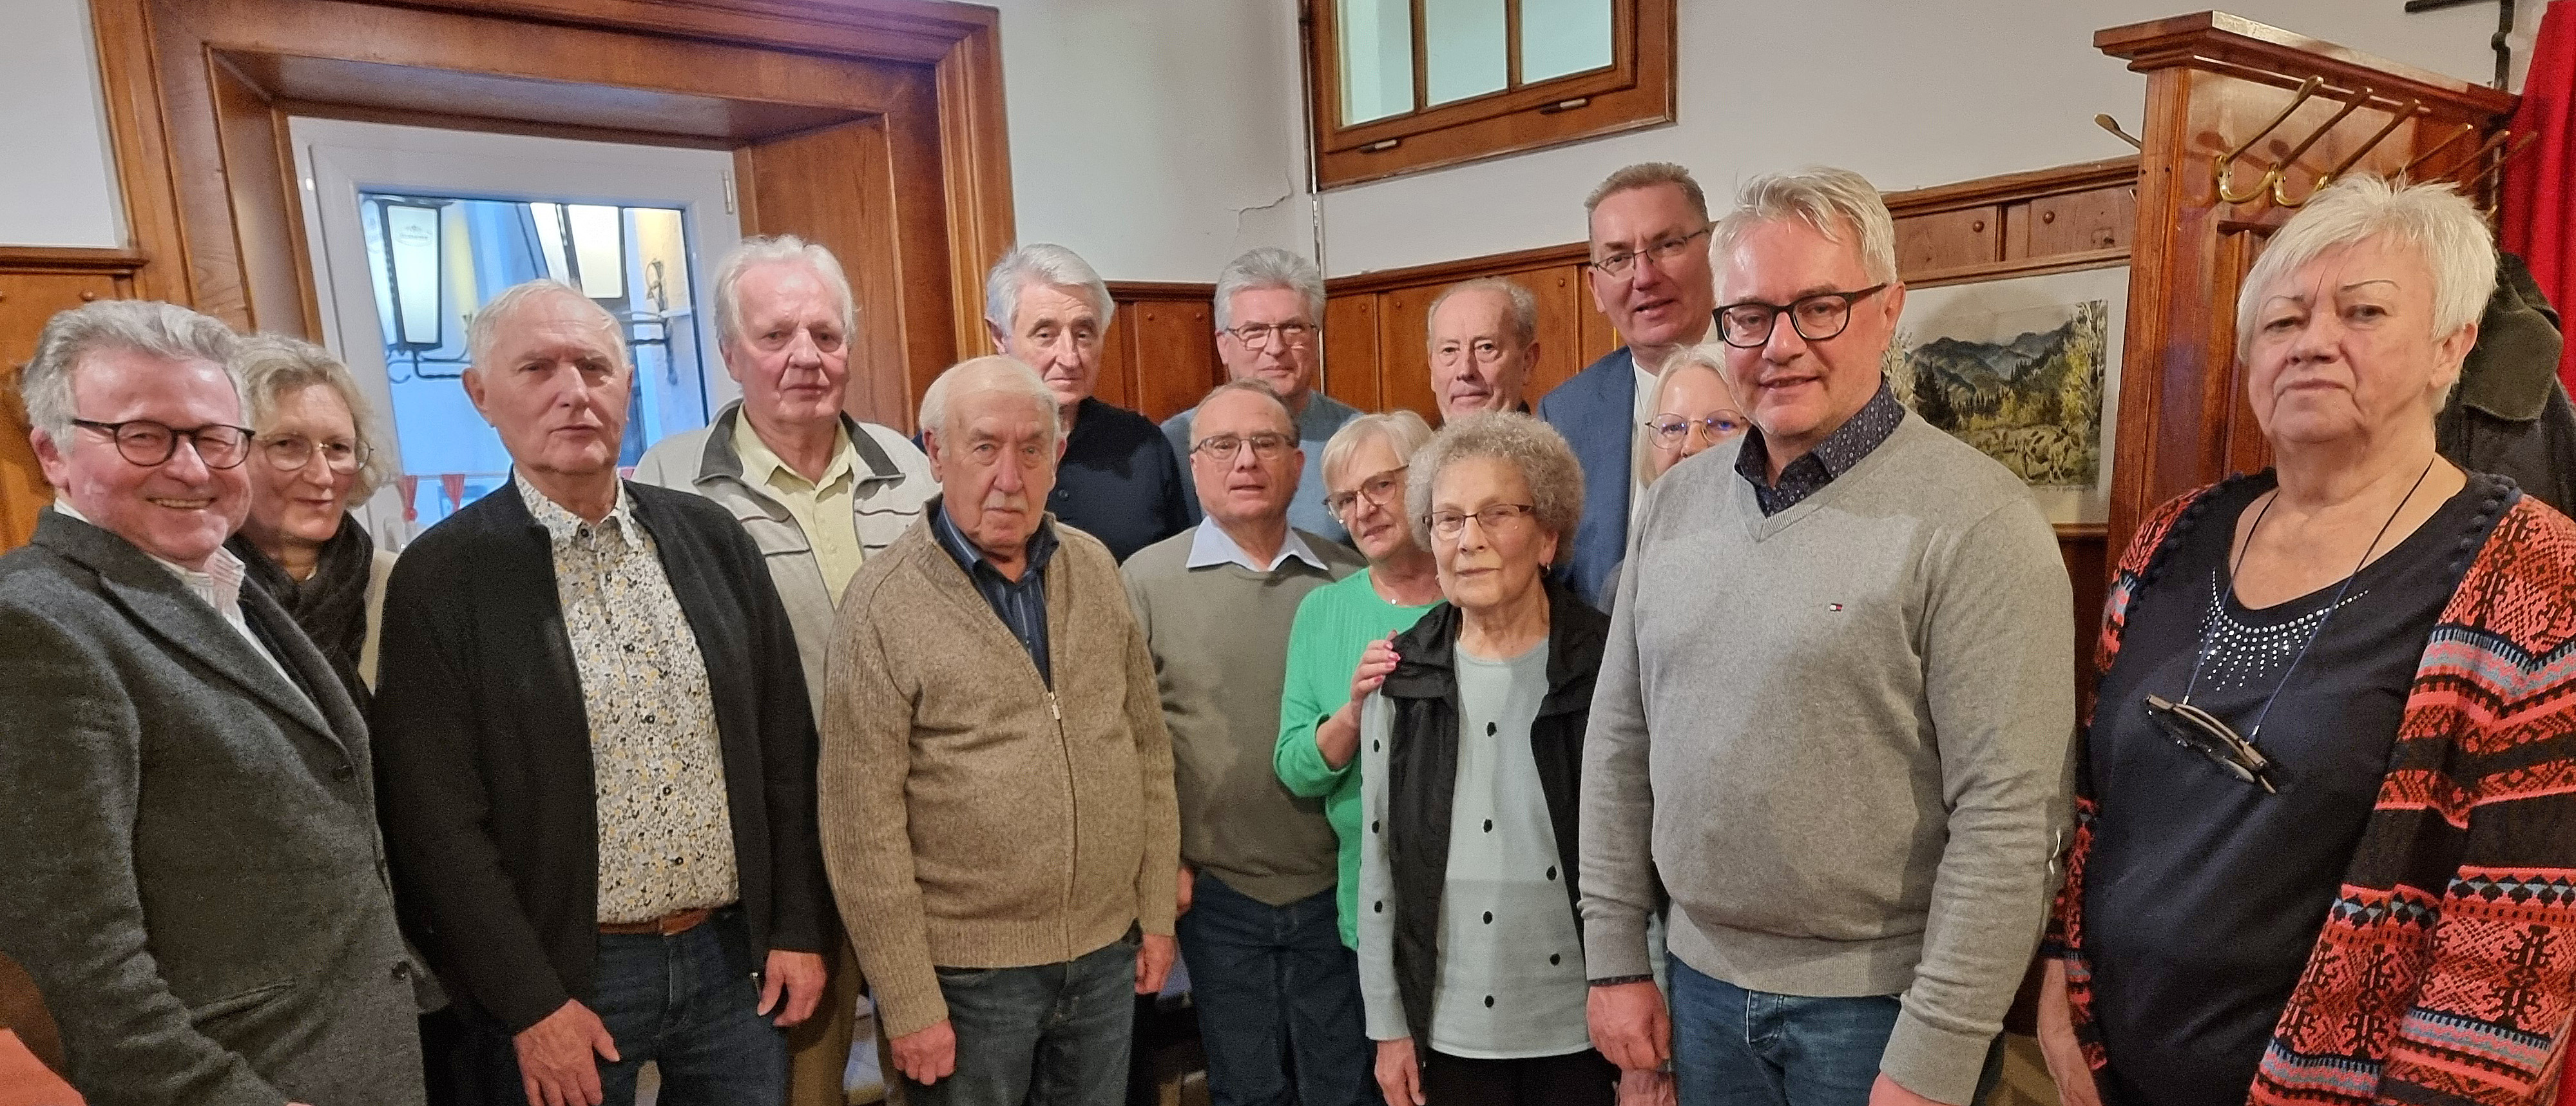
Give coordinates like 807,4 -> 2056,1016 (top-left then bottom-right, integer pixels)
1124,380 -> 1367,1106
1578,168 -> 2073,1106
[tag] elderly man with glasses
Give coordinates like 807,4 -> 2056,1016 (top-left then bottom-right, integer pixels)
1125,380 -> 1369,1106
0,299 -> 428,1106
1162,247 -> 1360,545
1580,168 -> 2073,1106
1538,162 -> 1720,612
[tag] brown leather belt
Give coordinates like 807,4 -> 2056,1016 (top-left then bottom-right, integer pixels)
598,907 -> 714,936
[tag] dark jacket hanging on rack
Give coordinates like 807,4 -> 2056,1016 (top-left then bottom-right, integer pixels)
2439,251 -> 2576,515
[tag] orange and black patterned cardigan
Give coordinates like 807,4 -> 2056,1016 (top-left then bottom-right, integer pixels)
2044,481 -> 2576,1105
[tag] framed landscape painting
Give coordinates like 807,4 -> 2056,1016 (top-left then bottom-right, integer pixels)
1893,264 -> 2128,526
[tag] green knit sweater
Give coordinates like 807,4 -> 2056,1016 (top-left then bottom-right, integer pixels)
1271,568 -> 1437,947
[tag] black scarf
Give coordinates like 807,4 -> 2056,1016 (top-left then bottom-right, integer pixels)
228,516 -> 376,709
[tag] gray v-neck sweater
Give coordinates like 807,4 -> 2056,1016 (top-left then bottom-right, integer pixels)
1577,413 -> 2075,1103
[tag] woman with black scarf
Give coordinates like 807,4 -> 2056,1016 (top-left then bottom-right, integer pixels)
224,334 -> 397,710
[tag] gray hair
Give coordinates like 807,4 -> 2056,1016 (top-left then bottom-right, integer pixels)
918,355 -> 1061,451
1321,409 -> 1434,489
19,299 -> 243,443
1425,276 -> 1541,351
1654,344 -> 1735,410
713,235 -> 854,350
1405,411 -> 1584,556
1214,247 -> 1325,332
234,333 -> 396,503
1188,378 -> 1294,440
2235,175 -> 2495,378
984,244 -> 1115,335
1712,166 -> 1899,286
467,278 -> 628,371
1585,162 -> 1711,224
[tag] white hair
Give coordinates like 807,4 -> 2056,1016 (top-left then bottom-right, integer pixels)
2235,175 -> 2496,367
1214,247 -> 1325,332
984,244 -> 1114,335
713,235 -> 854,349
1405,411 -> 1585,554
918,355 -> 1061,451
1425,276 -> 1541,351
19,299 -> 242,442
1712,166 -> 1899,287
467,278 -> 628,371
1321,409 -> 1434,489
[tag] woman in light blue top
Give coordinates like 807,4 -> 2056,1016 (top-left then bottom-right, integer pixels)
1357,412 -> 1645,1106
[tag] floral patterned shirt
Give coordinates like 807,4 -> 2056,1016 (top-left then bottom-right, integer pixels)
518,474 -> 738,924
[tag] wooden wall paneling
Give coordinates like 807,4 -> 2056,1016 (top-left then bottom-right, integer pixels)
1374,284 -> 1444,422
1121,299 -> 1221,423
0,249 -> 147,551
2010,184 -> 2137,260
2094,12 -> 2512,562
2058,528 -> 2110,706
1323,293 -> 1381,413
735,118 -> 914,429
1892,205 -> 2003,278
1521,265 -> 1588,404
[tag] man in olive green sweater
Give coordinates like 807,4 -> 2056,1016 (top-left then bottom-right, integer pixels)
1124,381 -> 1369,1106
822,356 -> 1180,1106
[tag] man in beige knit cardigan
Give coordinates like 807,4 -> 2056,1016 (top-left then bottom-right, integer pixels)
820,355 -> 1180,1106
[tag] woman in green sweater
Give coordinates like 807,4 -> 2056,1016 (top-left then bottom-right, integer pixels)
1274,411 -> 1443,948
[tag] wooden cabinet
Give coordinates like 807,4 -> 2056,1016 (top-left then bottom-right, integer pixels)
0,249 -> 147,551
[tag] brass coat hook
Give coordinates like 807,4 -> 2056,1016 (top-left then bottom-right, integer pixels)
2428,128 -> 2516,187
2095,114 -> 2144,150
2399,123 -> 2479,181
2465,131 -> 2539,197
2263,86 -> 2374,207
2280,98 -> 2423,206
2216,75 -> 2327,204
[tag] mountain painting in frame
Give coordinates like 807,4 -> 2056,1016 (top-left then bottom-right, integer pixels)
1894,264 -> 2127,525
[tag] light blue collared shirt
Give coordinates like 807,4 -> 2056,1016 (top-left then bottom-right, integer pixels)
1185,518 -> 1331,574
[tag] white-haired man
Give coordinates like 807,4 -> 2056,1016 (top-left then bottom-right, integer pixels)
1579,168 -> 2073,1106
985,244 -> 1190,561
635,234 -> 936,1105
0,299 -> 427,1106
1427,276 -> 1542,423
374,279 -> 833,1106
1541,162 -> 1720,610
1163,247 -> 1359,545
822,356 -> 1180,1106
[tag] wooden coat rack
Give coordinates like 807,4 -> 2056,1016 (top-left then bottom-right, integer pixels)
2093,11 -> 2517,563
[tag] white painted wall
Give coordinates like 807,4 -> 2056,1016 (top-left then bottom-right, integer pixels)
1316,0 -> 2544,276
976,0 -> 1317,284
0,0 -> 125,247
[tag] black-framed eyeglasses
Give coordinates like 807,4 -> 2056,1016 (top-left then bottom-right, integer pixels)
1221,322 -> 1315,350
1423,502 -> 1536,538
1326,465 -> 1406,518
72,418 -> 255,469
1587,228 -> 1711,278
2142,693 -> 2278,793
1646,411 -> 1749,450
1191,432 -> 1294,461
258,434 -> 372,475
1713,284 -> 1890,349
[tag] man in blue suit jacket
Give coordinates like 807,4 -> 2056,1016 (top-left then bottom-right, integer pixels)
1539,163 -> 1720,609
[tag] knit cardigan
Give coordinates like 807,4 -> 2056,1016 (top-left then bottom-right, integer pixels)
2044,478 -> 2576,1105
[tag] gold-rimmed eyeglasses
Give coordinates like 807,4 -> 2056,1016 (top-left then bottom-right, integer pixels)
258,434 -> 372,475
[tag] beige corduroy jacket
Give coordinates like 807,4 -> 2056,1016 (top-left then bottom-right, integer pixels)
819,509 -> 1179,1038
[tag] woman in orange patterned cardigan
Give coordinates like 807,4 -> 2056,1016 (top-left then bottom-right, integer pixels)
2036,175 -> 2576,1106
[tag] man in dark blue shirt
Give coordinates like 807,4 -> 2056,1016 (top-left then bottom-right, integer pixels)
982,244 -> 1189,561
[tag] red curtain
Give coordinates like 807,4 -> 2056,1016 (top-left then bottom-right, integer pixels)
2503,0 -> 2576,398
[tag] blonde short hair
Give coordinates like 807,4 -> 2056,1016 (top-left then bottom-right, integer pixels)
1321,409 -> 1435,489
235,333 -> 396,503
1711,166 -> 1898,286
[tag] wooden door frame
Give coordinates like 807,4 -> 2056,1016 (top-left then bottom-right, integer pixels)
88,0 -> 1014,406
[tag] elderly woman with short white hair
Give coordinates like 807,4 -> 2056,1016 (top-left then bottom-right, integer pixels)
1355,412 -> 1638,1106
2038,176 -> 2576,1106
223,333 -> 399,706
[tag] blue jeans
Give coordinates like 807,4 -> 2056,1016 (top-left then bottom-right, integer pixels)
1668,958 -> 1999,1106
472,907 -> 789,1106
1175,875 -> 1370,1106
907,935 -> 1137,1106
